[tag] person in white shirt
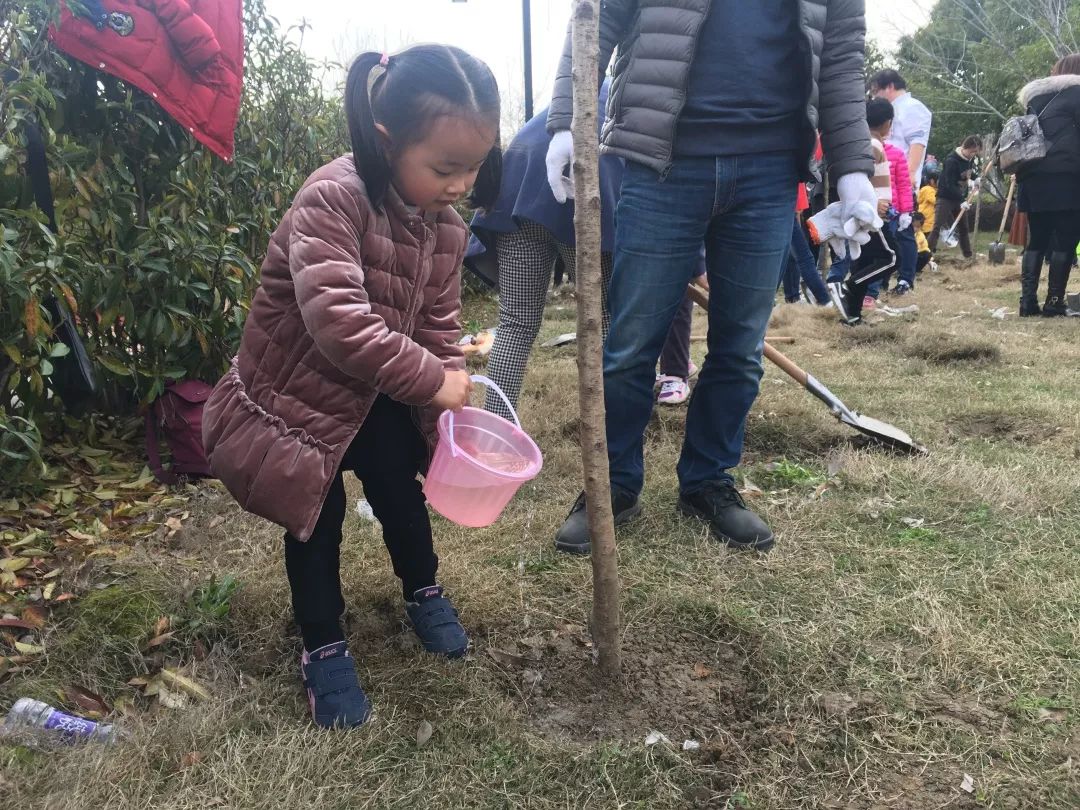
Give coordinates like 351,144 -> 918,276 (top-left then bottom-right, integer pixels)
871,70 -> 933,294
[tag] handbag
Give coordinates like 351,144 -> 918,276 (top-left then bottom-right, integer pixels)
997,90 -> 1064,175
145,381 -> 214,484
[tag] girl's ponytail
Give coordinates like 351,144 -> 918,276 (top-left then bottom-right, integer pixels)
345,52 -> 393,208
470,144 -> 502,210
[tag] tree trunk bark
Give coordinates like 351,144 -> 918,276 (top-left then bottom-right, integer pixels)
570,0 -> 621,678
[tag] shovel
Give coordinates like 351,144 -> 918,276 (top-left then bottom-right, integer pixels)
988,176 -> 1017,265
939,186 -> 981,249
686,284 -> 927,454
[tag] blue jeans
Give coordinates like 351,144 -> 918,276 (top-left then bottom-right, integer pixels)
827,252 -> 849,284
604,154 -> 798,497
896,222 -> 918,287
783,218 -> 830,303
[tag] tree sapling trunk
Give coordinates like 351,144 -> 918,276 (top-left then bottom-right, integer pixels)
570,0 -> 621,677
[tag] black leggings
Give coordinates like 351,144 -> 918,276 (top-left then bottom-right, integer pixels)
1026,209 -> 1080,257
285,395 -> 437,648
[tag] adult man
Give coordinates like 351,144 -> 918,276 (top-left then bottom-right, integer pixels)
871,69 -> 933,295
546,0 -> 877,555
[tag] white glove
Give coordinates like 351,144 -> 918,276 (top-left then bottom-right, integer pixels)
898,213 -> 912,231
836,172 -> 883,244
807,202 -> 872,261
961,201 -> 971,211
545,130 -> 575,204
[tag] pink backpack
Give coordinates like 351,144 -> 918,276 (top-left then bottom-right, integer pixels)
145,381 -> 213,484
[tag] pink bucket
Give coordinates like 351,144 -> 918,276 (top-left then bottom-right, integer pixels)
423,376 -> 543,527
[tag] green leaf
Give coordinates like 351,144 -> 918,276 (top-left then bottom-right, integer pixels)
49,342 -> 71,358
39,359 -> 53,377
99,356 -> 132,377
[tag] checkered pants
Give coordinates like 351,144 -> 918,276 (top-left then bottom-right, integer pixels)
484,220 -> 612,419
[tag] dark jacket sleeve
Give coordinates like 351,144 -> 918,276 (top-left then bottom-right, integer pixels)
818,0 -> 874,178
547,0 -> 634,134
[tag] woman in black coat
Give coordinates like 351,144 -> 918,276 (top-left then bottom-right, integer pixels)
1016,53 -> 1080,316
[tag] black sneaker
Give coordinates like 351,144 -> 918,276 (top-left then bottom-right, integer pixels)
554,489 -> 641,555
678,481 -> 775,552
826,281 -> 850,320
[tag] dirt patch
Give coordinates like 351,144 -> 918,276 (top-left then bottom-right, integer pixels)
908,334 -> 1001,366
953,411 -> 1061,444
480,622 -> 773,747
835,322 -> 905,347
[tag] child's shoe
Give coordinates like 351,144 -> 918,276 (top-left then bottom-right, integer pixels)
892,280 -> 912,296
827,281 -> 849,320
301,642 -> 371,729
862,295 -> 877,311
406,586 -> 469,658
657,376 -> 690,405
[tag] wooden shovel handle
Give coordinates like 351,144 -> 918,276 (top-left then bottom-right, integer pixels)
996,176 -> 1017,242
685,283 -> 710,311
686,283 -> 810,386
761,342 -> 808,385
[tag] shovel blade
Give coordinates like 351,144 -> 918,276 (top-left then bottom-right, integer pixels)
840,411 -> 927,454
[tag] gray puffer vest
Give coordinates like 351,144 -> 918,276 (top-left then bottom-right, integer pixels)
547,0 -> 873,181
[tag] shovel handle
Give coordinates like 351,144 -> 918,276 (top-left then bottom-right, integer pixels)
686,283 -> 809,385
762,342 -> 808,385
995,176 -> 1017,242
686,283 -> 710,311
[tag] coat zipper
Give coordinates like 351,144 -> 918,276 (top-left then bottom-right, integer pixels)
659,0 -> 714,180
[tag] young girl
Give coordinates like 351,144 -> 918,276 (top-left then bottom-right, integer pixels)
202,46 -> 502,729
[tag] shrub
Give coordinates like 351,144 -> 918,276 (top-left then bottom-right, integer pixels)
1,0 -> 347,442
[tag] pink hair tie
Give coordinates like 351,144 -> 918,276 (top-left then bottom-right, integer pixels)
379,53 -> 389,67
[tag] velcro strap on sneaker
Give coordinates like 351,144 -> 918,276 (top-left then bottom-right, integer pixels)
306,657 -> 358,697
410,599 -> 459,633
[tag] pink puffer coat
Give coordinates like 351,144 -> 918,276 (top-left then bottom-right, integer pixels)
202,155 -> 466,540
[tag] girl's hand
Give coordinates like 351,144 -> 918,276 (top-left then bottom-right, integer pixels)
432,370 -> 472,412
877,198 -> 890,216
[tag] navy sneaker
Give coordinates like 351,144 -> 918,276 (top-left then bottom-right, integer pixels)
406,586 -> 469,658
301,641 -> 371,729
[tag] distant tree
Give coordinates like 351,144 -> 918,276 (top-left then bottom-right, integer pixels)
896,0 -> 1080,164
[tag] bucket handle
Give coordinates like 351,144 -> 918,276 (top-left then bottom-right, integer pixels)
447,375 -> 522,458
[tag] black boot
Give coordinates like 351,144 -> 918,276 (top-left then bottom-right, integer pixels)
678,481 -> 775,552
554,489 -> 642,555
1019,251 -> 1043,317
1042,252 -> 1071,317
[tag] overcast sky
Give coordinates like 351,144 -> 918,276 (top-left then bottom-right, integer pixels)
265,0 -> 933,114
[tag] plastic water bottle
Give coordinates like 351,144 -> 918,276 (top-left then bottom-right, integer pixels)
3,698 -> 120,743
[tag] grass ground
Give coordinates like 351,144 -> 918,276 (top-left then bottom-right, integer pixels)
2,254 -> 1078,809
